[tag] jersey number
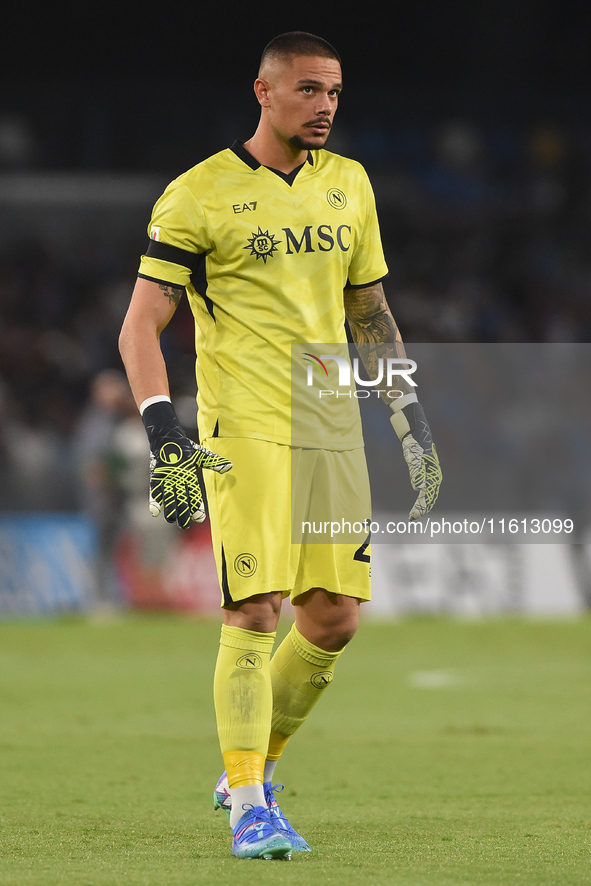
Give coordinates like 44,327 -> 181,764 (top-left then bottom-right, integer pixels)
353,533 -> 371,563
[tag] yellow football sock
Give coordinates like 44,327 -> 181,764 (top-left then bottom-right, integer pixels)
267,623 -> 342,760
213,624 -> 275,788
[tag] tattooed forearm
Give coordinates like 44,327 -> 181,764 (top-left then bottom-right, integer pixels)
344,282 -> 414,400
344,283 -> 399,346
159,283 -> 183,308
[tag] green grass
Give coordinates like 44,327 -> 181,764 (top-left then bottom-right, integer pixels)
0,614 -> 589,885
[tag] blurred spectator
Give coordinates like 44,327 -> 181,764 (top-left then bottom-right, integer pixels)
0,114 -> 38,167
73,369 -> 137,606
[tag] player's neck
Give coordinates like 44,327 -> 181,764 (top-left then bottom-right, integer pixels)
243,130 -> 308,174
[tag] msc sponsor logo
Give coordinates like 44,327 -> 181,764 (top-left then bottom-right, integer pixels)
244,224 -> 351,261
244,227 -> 281,263
283,224 -> 351,254
310,671 -> 334,688
236,653 -> 263,669
234,553 -> 258,577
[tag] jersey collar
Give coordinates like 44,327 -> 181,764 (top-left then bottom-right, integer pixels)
231,139 -> 314,184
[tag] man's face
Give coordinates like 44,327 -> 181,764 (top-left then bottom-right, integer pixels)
259,54 -> 342,152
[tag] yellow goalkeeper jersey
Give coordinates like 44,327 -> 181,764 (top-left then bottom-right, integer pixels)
138,141 -> 388,449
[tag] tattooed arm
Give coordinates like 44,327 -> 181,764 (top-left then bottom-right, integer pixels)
344,281 -> 414,405
119,276 -> 184,409
345,280 -> 442,519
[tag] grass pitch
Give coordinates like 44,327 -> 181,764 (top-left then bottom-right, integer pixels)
0,613 -> 589,885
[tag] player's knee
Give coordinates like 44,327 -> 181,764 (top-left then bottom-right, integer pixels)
223,591 -> 282,634
324,619 -> 358,651
304,610 -> 359,652
294,588 -> 361,651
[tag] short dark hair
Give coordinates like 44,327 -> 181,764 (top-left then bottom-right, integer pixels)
259,31 -> 341,73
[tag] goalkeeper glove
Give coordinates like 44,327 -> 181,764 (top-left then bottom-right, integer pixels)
141,400 -> 232,529
390,395 -> 442,521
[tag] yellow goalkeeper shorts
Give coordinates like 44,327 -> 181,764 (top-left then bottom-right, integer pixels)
201,437 -> 371,606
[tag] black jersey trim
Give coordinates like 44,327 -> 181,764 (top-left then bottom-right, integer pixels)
231,138 -> 314,185
345,274 -> 389,290
137,273 -> 185,290
265,163 -> 308,186
231,139 -> 261,169
221,545 -> 233,605
146,238 -> 201,271
190,253 -> 215,322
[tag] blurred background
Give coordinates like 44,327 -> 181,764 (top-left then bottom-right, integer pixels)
1,1 -> 590,617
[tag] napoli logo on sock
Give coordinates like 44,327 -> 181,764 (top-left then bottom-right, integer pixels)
310,671 -> 333,688
236,653 -> 263,669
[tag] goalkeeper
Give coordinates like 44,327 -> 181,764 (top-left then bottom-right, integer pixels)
119,31 -> 441,862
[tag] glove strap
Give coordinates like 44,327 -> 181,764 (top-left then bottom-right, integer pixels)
142,400 -> 186,454
139,394 -> 171,415
390,400 -> 433,452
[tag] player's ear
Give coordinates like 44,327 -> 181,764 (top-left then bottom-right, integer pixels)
254,78 -> 271,107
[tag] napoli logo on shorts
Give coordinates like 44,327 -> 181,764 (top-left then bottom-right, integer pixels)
326,188 -> 347,209
310,671 -> 334,688
234,553 -> 258,577
236,653 -> 262,669
244,227 -> 280,263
